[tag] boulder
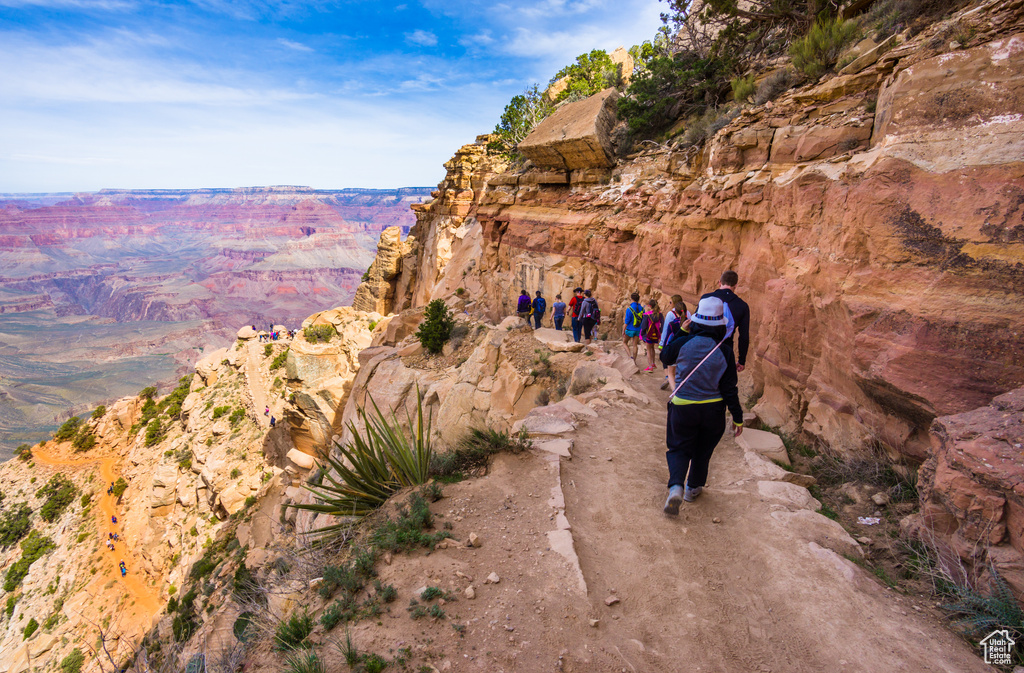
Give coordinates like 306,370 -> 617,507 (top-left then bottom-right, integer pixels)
217,486 -> 248,516
286,448 -> 316,470
533,328 -> 585,353
237,325 -> 256,340
757,481 -> 820,511
353,226 -> 411,315
194,347 -> 227,386
737,429 -> 790,465
518,89 -> 620,171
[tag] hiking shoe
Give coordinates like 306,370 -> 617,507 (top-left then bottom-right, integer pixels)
644,366 -> 655,372
660,379 -> 670,391
664,486 -> 684,515
683,486 -> 703,502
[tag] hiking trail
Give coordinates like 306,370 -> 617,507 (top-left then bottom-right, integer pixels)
33,448 -> 162,621
552,367 -> 987,672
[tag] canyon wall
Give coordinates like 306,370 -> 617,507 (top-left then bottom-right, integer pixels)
372,7 -> 1024,462
0,186 -> 429,455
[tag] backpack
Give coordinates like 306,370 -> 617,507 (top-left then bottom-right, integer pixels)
580,298 -> 601,324
534,297 -> 546,315
643,313 -> 663,342
517,295 -> 531,313
625,302 -> 643,329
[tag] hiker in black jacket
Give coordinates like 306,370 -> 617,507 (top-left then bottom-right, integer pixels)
663,296 -> 743,515
701,270 -> 750,372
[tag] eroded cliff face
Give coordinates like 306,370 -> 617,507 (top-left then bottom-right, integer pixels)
367,6 -> 1024,463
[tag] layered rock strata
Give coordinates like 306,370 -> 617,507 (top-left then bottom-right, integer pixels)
362,7 -> 1024,462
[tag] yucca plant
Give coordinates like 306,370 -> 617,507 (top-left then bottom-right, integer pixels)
944,566 -> 1024,648
284,651 -> 325,673
290,387 -> 432,533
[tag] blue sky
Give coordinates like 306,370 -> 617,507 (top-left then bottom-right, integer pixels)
0,0 -> 664,192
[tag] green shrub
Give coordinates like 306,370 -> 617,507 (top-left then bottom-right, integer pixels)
274,611 -> 314,651
789,17 -> 860,81
303,325 -> 336,344
550,49 -> 620,103
0,502 -> 32,548
161,375 -> 193,418
415,300 -> 455,355
22,617 -> 38,639
264,344 -> 273,357
139,386 -> 158,400
229,408 -> 246,426
290,389 -> 433,527
489,84 -> 554,159
272,349 -> 289,370
362,653 -> 389,673
430,427 -> 532,480
5,594 -> 17,617
112,477 -> 128,498
320,596 -> 357,630
144,418 -> 165,447
617,52 -> 732,138
37,474 -> 77,522
730,75 -> 756,102
754,68 -> 797,105
370,493 -> 449,553
54,417 -> 83,442
60,649 -> 85,673
72,429 -> 96,452
14,444 -> 31,461
211,405 -> 230,419
91,406 -> 106,420
4,531 -> 56,591
230,468 -> 241,479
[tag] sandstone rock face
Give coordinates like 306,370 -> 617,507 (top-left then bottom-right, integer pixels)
284,306 -> 379,453
910,386 -> 1024,596
518,89 -> 620,171
372,14 -> 1024,460
352,226 -> 410,315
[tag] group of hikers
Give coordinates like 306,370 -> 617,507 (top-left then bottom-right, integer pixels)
253,325 -> 293,343
516,287 -> 603,344
516,271 -> 751,516
110,512 -> 128,575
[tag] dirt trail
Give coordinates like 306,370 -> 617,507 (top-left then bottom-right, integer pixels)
33,447 -> 162,618
245,340 -> 281,429
559,372 -> 988,673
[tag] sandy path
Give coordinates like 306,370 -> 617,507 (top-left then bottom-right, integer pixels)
560,373 -> 988,673
33,447 -> 162,618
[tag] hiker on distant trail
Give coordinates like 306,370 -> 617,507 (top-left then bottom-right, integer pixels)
701,270 -> 750,376
568,287 -> 584,342
111,515 -> 117,524
660,296 -> 688,390
622,292 -> 644,362
270,416 -> 276,428
578,290 -> 601,345
531,290 -> 546,330
552,294 -> 567,331
264,406 -> 269,416
640,299 -> 664,373
516,290 -> 532,322
663,296 -> 744,515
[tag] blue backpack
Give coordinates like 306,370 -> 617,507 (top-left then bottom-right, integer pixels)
533,297 -> 546,315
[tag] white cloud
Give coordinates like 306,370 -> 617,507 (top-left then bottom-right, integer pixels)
277,37 -> 313,52
405,29 -> 438,47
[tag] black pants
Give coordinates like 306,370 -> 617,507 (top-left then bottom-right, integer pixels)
581,317 -> 597,340
665,401 -> 726,489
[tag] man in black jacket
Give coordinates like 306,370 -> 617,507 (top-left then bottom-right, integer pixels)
701,270 -> 750,373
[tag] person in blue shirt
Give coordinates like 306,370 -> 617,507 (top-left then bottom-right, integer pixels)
621,292 -> 644,362
552,294 -> 567,331
531,291 -> 546,330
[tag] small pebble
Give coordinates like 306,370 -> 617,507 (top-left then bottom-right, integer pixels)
464,585 -> 476,600
604,596 -> 620,606
712,517 -> 721,524
589,619 -> 600,627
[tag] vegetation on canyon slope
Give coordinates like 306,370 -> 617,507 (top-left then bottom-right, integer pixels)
492,0 -> 970,152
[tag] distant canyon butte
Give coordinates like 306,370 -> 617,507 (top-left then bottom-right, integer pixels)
0,186 -> 430,455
